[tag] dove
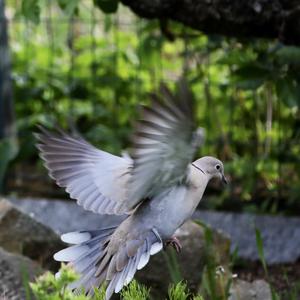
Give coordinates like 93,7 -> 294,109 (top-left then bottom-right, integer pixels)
35,79 -> 227,299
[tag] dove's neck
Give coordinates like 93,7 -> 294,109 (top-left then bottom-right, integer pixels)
179,164 -> 210,216
135,165 -> 211,240
188,164 -> 211,189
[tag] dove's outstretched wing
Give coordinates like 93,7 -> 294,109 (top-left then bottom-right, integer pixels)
119,79 -> 204,211
35,127 -> 132,215
35,79 -> 203,215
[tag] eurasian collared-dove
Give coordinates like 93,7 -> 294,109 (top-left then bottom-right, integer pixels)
35,80 -> 227,299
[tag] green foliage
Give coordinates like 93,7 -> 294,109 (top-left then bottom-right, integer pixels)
168,281 -> 190,300
163,249 -> 183,284
22,264 -> 33,300
192,297 -> 204,300
195,221 -> 231,300
30,265 -> 208,300
121,280 -> 150,300
30,265 -> 91,300
57,0 -> 81,16
281,281 -> 300,300
21,0 -> 40,24
30,266 -> 149,300
19,0 -> 120,20
255,229 -> 268,275
255,229 -> 280,300
167,281 -> 205,300
94,0 -> 119,14
5,1 -> 300,215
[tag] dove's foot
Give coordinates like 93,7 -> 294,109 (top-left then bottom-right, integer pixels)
165,236 -> 182,253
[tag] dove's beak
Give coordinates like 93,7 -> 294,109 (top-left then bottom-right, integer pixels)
221,173 -> 228,185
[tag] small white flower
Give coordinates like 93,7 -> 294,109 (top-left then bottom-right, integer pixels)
215,265 -> 225,275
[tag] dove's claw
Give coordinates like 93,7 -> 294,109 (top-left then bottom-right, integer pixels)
165,236 -> 182,253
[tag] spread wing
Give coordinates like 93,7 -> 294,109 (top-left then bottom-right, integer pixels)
119,79 -> 204,211
35,127 -> 132,215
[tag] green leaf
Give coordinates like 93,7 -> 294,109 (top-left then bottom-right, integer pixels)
276,77 -> 300,108
58,0 -> 80,16
233,64 -> 270,90
121,280 -> 150,300
162,249 -> 183,284
275,46 -> 300,65
94,0 -> 119,14
21,0 -> 40,24
138,34 -> 164,67
255,228 -> 267,275
168,281 -> 190,300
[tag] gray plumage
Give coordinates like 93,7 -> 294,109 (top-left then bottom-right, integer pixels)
35,79 -> 226,299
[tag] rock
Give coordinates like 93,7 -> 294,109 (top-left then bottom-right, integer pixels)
136,220 -> 231,299
229,279 -> 272,300
10,197 -> 300,265
0,198 -> 64,270
9,197 -> 125,234
9,196 -> 300,267
0,247 -> 43,300
194,210 -> 300,265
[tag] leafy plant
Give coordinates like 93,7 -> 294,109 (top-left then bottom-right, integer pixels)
121,280 -> 150,300
30,265 -> 209,300
163,249 -> 183,284
30,265 -> 91,300
196,221 -> 232,300
168,281 -> 204,300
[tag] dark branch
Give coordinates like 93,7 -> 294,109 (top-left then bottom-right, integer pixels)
121,0 -> 300,46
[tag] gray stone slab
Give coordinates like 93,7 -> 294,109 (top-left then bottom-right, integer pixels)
0,247 -> 42,300
9,197 -> 125,234
0,199 -> 63,270
193,210 -> 300,265
8,197 -> 300,265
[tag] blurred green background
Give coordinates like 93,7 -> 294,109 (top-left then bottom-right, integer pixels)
1,0 -> 300,215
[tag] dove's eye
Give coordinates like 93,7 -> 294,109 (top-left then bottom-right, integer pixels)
215,164 -> 221,170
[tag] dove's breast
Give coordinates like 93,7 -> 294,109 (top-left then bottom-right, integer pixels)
134,170 -> 209,239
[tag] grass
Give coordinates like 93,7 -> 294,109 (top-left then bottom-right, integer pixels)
168,281 -> 204,300
255,228 -> 280,300
121,280 -> 150,300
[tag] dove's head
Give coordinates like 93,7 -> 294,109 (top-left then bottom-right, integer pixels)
192,156 -> 227,184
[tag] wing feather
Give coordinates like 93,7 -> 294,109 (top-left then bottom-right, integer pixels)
35,80 -> 204,214
121,79 -> 204,210
35,126 -> 132,215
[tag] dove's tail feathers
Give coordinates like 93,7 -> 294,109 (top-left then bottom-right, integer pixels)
104,228 -> 163,300
54,226 -> 117,296
54,226 -> 163,300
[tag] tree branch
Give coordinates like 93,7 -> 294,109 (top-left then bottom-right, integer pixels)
121,0 -> 300,46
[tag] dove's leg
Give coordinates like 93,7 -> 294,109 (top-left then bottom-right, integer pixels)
164,236 -> 182,253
